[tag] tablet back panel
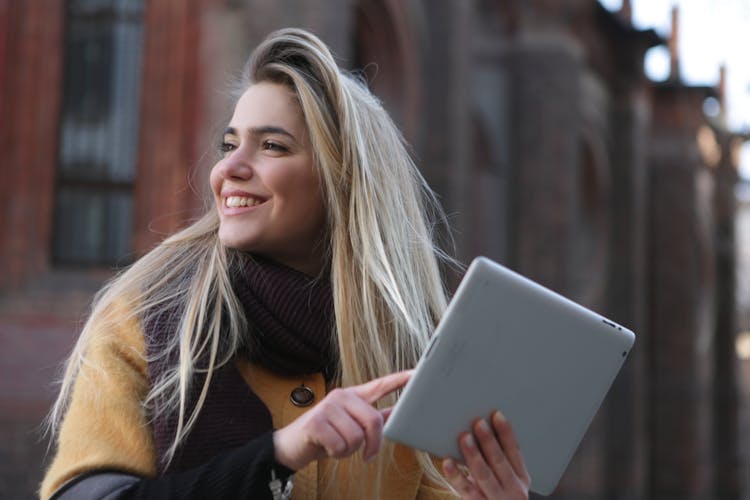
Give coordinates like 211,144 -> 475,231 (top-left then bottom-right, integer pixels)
383,257 -> 635,495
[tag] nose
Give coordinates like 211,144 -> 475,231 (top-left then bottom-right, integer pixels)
216,150 -> 253,181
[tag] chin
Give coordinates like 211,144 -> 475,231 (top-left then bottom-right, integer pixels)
217,229 -> 256,251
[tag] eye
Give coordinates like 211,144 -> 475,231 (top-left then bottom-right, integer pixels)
262,140 -> 288,153
218,141 -> 237,156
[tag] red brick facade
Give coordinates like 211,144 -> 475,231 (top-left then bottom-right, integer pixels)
134,0 -> 206,254
0,0 -> 64,291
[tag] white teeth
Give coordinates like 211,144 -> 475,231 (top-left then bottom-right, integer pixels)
226,196 -> 260,208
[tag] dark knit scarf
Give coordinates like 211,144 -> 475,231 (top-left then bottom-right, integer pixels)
144,253 -> 336,474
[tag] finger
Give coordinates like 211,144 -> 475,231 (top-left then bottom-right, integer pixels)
337,391 -> 385,461
492,411 -> 531,485
442,458 -> 482,500
325,402 -> 367,457
353,370 -> 413,404
313,419 -> 349,458
473,418 -> 521,491
459,431 -> 503,495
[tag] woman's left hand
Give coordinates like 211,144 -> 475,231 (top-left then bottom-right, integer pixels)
442,410 -> 531,499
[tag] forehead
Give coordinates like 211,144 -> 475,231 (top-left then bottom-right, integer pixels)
230,81 -> 305,130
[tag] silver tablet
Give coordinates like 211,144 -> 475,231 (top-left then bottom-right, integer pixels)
383,256 -> 635,496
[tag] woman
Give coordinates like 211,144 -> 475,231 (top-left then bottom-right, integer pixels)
41,28 -> 530,499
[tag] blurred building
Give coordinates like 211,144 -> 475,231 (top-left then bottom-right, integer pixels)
0,0 -> 747,498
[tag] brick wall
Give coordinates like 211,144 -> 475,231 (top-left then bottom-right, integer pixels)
0,0 -> 64,292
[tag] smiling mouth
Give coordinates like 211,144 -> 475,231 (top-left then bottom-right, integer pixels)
225,195 -> 264,208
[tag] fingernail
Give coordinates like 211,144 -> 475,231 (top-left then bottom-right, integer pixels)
463,433 -> 475,449
493,410 -> 507,424
443,458 -> 457,476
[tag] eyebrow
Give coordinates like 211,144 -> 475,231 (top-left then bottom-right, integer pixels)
223,125 -> 296,141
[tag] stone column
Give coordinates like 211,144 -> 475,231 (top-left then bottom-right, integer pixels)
712,131 -> 743,499
647,85 -> 716,499
417,0 -> 471,274
506,31 -> 582,293
602,84 -> 650,499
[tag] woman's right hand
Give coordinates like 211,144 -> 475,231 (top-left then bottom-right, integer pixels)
272,370 -> 412,471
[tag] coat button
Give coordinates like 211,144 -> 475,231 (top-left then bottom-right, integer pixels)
290,384 -> 315,407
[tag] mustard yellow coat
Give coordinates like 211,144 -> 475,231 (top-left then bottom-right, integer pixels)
40,299 -> 454,499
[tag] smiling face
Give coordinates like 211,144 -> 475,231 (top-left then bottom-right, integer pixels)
210,81 -> 328,275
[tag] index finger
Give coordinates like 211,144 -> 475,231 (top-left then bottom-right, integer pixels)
353,370 -> 414,404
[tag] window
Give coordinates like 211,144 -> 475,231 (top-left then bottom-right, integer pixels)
53,0 -> 144,266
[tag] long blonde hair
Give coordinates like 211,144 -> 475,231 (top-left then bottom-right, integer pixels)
48,27 -> 453,493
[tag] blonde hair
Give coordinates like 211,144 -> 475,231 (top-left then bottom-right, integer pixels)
48,28 -> 453,495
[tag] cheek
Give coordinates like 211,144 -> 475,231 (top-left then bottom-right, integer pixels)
293,174 -> 325,215
310,188 -> 326,220
302,185 -> 327,232
274,176 -> 325,230
209,165 -> 222,197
